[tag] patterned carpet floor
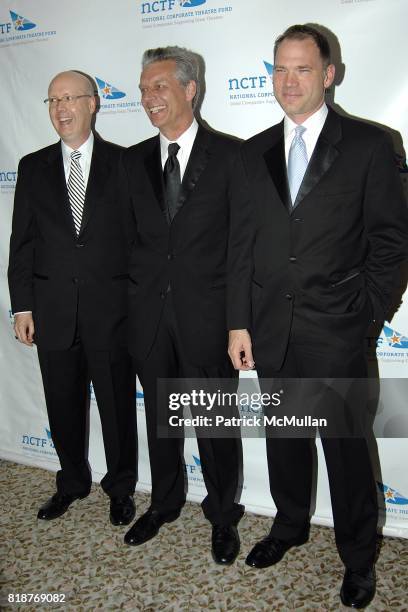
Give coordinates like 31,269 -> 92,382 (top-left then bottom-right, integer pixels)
0,459 -> 407,611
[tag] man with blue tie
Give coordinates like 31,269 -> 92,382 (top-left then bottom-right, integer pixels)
8,71 -> 137,526
228,25 -> 407,608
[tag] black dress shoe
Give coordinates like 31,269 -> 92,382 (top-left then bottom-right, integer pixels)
37,492 -> 86,520
340,567 -> 376,609
211,525 -> 240,565
245,532 -> 308,568
110,495 -> 136,526
124,509 -> 180,546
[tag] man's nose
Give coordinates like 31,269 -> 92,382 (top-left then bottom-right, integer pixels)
286,71 -> 298,87
53,98 -> 68,110
141,88 -> 154,102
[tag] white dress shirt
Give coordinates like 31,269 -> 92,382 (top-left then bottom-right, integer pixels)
61,131 -> 94,187
284,103 -> 328,166
160,118 -> 199,180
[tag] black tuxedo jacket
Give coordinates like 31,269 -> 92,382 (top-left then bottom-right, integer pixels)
228,107 -> 408,370
8,137 -> 130,351
122,125 -> 240,366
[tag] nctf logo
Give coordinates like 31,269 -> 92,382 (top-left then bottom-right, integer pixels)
140,0 -> 232,28
229,61 -> 273,92
378,483 -> 408,505
0,170 -> 17,193
0,9 -> 56,44
228,61 -> 276,106
0,170 -> 17,181
0,10 -> 36,34
95,77 -> 126,100
21,427 -> 55,455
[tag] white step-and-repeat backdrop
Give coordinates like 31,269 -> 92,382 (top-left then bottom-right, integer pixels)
1,0 -> 407,537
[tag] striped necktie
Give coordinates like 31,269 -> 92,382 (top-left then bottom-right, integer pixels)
288,125 -> 308,206
68,150 -> 86,234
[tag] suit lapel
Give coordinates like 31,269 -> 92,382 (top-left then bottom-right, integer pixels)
173,125 -> 211,219
293,108 -> 341,210
79,137 -> 110,235
46,143 -> 77,236
144,136 -> 166,216
263,122 -> 292,213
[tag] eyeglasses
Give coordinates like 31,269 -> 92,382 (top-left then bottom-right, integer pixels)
43,94 -> 93,106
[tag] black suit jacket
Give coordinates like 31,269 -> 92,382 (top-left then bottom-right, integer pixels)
228,107 -> 408,370
8,137 -> 130,351
122,125 -> 240,366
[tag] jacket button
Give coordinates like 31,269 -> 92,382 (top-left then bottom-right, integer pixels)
289,256 -> 297,262
285,293 -> 293,300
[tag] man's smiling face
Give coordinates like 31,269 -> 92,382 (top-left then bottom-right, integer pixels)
48,71 -> 95,149
139,59 -> 196,140
273,37 -> 335,124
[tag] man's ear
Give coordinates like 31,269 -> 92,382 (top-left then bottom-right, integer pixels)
185,80 -> 196,102
89,95 -> 97,114
324,64 -> 335,89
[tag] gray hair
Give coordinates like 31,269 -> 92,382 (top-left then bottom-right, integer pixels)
142,46 -> 200,109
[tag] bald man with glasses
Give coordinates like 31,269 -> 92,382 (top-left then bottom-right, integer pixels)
8,70 -> 137,526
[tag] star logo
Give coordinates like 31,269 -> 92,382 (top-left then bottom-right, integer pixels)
377,482 -> 408,505
95,77 -> 126,100
384,487 -> 396,501
9,11 -> 36,31
382,325 -> 408,349
389,333 -> 403,346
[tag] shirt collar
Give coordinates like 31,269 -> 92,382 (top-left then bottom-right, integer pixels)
160,118 -> 198,158
284,103 -> 328,139
61,131 -> 94,164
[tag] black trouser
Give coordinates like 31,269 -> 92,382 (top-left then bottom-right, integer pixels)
134,294 -> 244,526
258,339 -> 378,570
38,338 -> 137,499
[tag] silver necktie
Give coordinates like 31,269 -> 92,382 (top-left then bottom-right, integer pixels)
288,125 -> 308,206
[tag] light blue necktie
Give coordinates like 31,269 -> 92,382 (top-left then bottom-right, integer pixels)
288,125 -> 308,206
